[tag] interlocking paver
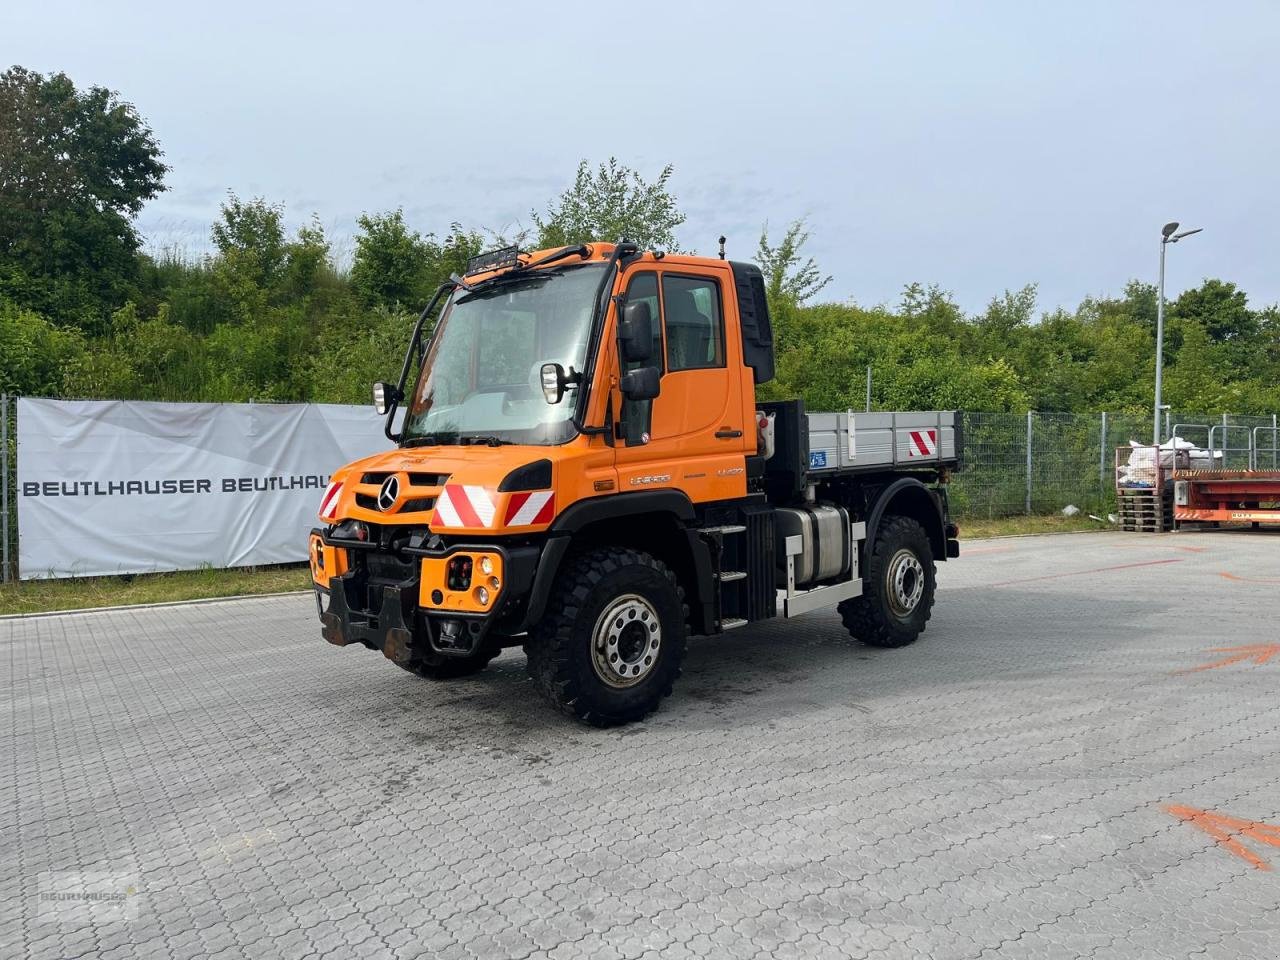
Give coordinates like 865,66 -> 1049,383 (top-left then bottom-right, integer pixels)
3,530 -> 1279,959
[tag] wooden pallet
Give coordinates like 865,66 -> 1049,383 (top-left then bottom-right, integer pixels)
1117,489 -> 1173,533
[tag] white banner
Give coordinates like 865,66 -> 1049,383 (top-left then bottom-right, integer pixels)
16,399 -> 386,579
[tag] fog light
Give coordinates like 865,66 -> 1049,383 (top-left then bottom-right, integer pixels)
489,576 -> 500,590
475,586 -> 490,605
480,556 -> 493,575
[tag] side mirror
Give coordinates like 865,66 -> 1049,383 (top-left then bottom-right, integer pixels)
618,301 -> 655,363
540,362 -> 566,404
373,381 -> 402,416
619,365 -> 661,401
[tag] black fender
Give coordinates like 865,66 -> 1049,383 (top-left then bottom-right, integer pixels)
549,489 -> 697,531
519,490 -> 714,633
866,477 -> 948,562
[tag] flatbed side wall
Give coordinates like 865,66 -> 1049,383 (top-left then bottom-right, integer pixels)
807,410 -> 960,475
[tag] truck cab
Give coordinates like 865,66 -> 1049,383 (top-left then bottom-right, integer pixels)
310,241 -> 960,725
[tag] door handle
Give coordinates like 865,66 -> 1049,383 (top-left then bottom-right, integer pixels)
715,428 -> 743,439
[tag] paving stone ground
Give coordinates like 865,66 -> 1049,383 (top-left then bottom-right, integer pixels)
3,529 -> 1279,960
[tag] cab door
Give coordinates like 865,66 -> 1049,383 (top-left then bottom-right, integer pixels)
613,265 -> 749,503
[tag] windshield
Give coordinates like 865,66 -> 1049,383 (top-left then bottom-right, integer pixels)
402,263 -> 605,446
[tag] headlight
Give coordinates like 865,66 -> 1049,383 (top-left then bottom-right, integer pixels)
479,556 -> 494,575
475,586 -> 490,606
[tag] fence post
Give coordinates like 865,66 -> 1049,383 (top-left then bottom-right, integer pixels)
1,393 -> 9,584
1025,410 -> 1033,516
865,366 -> 872,413
1100,411 -> 1108,496
1273,413 -> 1278,469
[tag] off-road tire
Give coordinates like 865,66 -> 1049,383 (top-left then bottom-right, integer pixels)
838,515 -> 935,648
397,640 -> 501,680
524,547 -> 687,726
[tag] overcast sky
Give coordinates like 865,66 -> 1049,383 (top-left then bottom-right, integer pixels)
6,0 -> 1278,315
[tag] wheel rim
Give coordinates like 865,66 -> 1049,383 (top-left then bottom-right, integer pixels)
590,594 -> 662,689
886,549 -> 924,618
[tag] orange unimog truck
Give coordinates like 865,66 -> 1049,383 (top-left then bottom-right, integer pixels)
310,241 -> 961,725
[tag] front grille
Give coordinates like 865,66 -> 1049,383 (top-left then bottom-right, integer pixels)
409,472 -> 449,487
361,471 -> 390,484
355,493 -> 434,513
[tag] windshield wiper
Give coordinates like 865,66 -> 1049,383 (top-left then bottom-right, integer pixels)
458,434 -> 512,447
402,434 -> 460,448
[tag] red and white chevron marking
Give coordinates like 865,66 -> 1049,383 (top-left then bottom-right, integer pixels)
433,484 -> 497,528
504,490 -> 555,526
907,429 -> 938,458
318,481 -> 343,520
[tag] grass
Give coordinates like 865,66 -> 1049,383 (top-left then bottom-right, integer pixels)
0,564 -> 313,617
957,512 -> 1115,540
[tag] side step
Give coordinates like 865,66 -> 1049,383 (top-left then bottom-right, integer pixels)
719,618 -> 748,631
718,570 -> 747,582
699,524 -> 746,536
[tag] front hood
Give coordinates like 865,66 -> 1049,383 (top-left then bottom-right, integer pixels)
319,444 -> 563,534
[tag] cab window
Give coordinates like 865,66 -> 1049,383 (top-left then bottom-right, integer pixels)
662,275 -> 723,371
619,272 -> 662,445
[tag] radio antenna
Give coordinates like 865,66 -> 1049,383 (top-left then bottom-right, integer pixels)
717,235 -> 726,260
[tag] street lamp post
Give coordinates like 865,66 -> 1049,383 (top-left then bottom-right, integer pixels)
1153,221 -> 1203,446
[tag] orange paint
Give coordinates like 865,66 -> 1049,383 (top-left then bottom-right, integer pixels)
1178,643 -> 1280,674
1219,572 -> 1280,585
960,545 -> 1014,556
1163,805 -> 1280,870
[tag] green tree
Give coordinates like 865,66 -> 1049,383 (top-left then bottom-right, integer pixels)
532,158 -> 684,250
755,218 -> 832,315
350,210 -> 431,308
1171,278 -> 1256,343
978,284 -> 1038,337
0,66 -> 168,329
211,193 -> 287,290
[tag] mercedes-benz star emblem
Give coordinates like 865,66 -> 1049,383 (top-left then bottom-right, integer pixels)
376,475 -> 400,512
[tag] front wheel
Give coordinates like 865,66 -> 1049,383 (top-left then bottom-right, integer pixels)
524,547 -> 687,726
838,515 -> 935,648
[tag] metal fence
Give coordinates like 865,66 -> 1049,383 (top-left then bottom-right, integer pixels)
949,410 -> 1280,519
0,398 -> 1276,581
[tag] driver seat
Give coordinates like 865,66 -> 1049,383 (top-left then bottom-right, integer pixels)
665,289 -> 713,369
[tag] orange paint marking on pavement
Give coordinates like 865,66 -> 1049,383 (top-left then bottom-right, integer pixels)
987,557 -> 1183,588
1110,541 -> 1207,553
1177,643 -> 1280,674
961,546 -> 1014,556
1219,571 -> 1280,584
1163,805 -> 1280,871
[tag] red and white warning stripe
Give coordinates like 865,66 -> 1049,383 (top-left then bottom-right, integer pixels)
907,429 -> 938,458
433,484 -> 497,528
504,490 -> 555,526
318,480 -> 343,519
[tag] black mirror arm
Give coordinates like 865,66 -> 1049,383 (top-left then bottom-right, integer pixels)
573,241 -> 639,438
386,281 -> 452,444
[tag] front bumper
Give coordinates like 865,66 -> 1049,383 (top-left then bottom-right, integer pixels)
311,528 -> 540,660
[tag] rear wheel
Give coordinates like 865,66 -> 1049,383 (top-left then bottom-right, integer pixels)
525,547 -> 687,726
397,640 -> 501,680
838,515 -> 935,648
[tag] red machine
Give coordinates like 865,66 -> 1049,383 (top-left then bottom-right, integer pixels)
1173,424 -> 1280,528
1174,469 -> 1280,527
